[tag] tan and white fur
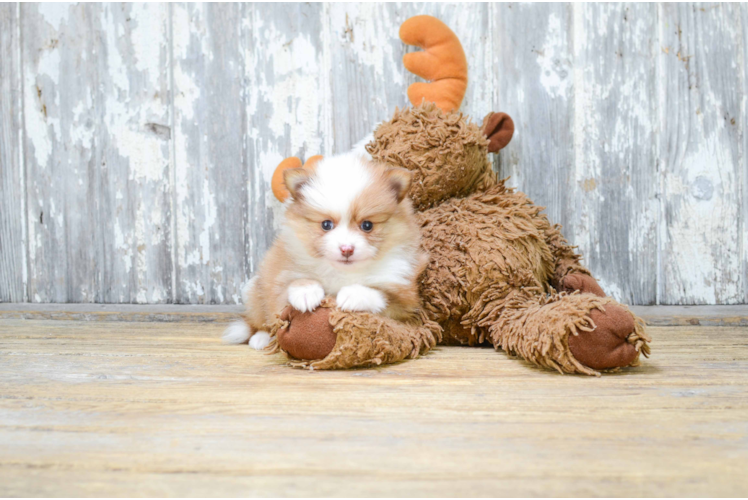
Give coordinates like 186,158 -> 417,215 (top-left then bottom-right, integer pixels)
223,153 -> 427,350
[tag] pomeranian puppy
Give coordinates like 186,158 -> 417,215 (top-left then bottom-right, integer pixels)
223,153 -> 427,350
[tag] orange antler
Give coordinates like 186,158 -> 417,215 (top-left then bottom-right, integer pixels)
400,15 -> 468,113
271,155 -> 323,202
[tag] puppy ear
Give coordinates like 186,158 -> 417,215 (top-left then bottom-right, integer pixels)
385,167 -> 413,203
283,168 -> 311,200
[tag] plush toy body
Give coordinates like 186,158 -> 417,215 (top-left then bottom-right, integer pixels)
264,16 -> 650,376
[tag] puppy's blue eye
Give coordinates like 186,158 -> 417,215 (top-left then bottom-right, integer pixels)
321,220 -> 334,231
360,220 -> 373,232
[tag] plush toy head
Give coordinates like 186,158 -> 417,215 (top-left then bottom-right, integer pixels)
365,103 -> 497,210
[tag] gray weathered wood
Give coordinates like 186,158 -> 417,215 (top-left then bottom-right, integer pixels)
171,3 -> 247,304
568,3 -> 659,305
171,3 -> 331,304
492,4 -> 576,234
0,4 -> 26,302
21,3 -> 173,303
658,3 -> 745,304
1,3 -> 747,305
244,4 -> 330,280
741,3 -> 748,305
3,302 -> 748,327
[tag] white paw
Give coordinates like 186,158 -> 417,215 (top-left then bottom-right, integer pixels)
336,285 -> 387,313
222,321 -> 251,344
288,282 -> 325,312
249,331 -> 271,350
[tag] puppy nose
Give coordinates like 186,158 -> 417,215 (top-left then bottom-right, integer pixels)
340,245 -> 354,258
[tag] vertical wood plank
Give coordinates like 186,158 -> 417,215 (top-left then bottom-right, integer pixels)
569,3 -> 658,304
243,4 -> 330,280
5,2 -> 746,305
658,3 -> 745,304
98,3 -> 173,304
22,3 -> 173,303
741,3 -> 748,304
0,3 -> 26,302
326,3 -> 491,153
172,4 -> 330,303
171,4 -> 246,304
492,4 -> 575,233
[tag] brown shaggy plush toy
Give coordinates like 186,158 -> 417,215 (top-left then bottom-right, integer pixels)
263,16 -> 650,376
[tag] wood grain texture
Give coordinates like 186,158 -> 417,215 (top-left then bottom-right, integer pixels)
21,3 -> 173,303
1,3 -> 747,305
569,3 -> 658,304
0,319 -> 746,496
171,3 -> 246,304
492,4 -> 575,233
0,4 -> 26,302
658,3 -> 745,304
2,303 -> 748,327
244,3 -> 330,277
741,3 -> 748,305
172,4 -> 333,304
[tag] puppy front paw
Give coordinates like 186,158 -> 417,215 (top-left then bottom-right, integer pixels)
336,285 -> 387,313
287,281 -> 325,312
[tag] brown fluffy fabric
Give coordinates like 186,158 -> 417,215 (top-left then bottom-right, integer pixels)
489,290 -> 649,376
559,273 -> 606,297
367,103 -> 497,210
269,299 -> 441,370
417,182 -> 556,344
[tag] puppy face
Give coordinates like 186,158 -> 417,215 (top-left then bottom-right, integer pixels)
283,155 -> 414,269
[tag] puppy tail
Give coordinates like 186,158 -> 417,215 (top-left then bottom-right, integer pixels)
222,320 -> 252,344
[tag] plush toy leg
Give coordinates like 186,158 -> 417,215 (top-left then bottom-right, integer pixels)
558,273 -> 606,297
486,291 -> 650,376
269,299 -> 442,370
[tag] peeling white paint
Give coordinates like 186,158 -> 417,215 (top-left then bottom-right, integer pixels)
7,3 -> 746,306
129,4 -> 164,75
24,51 -> 61,170
538,13 -> 572,99
39,3 -> 69,31
329,4 -> 402,87
198,179 -> 216,265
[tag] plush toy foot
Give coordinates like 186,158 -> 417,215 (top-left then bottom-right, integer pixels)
557,274 -> 647,369
271,300 -> 441,370
559,273 -> 606,297
568,305 -> 640,370
275,306 -> 337,361
489,292 -> 649,376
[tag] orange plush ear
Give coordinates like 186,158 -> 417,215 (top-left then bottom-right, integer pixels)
302,155 -> 323,171
400,15 -> 468,113
271,155 -> 324,202
271,157 -> 303,202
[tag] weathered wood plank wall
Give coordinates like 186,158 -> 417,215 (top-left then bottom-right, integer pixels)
0,3 -> 746,305
0,4 -> 25,303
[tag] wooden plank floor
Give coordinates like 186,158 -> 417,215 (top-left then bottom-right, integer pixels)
0,319 -> 746,497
